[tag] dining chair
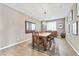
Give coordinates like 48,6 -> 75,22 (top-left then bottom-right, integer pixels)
32,32 -> 37,49
47,31 -> 58,49
32,32 -> 44,50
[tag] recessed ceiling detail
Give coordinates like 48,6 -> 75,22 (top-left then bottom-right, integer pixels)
4,3 -> 73,21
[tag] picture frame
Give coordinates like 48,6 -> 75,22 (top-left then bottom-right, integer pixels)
72,21 -> 78,36
68,24 -> 70,33
77,3 -> 79,16
69,10 -> 73,22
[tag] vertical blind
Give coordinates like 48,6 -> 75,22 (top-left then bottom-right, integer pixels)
46,21 -> 57,31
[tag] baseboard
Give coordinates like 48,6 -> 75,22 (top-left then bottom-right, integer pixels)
66,39 -> 79,55
0,39 -> 30,51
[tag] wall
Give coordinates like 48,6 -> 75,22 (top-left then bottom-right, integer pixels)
0,4 -> 41,49
65,3 -> 79,55
46,18 -> 65,35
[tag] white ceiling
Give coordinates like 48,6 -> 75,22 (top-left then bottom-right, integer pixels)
4,3 -> 73,21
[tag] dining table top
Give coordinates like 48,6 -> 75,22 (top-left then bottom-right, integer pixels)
38,32 -> 51,37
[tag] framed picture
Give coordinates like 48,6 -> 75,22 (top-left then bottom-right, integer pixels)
67,16 -> 70,23
69,10 -> 73,21
58,24 -> 63,28
77,3 -> 79,16
68,24 -> 70,33
72,21 -> 78,36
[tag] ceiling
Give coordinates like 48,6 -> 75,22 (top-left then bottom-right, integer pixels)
4,3 -> 73,21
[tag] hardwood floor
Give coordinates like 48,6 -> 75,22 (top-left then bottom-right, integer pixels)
0,37 -> 78,56
57,37 -> 78,56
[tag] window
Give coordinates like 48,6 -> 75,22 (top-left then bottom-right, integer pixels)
25,21 -> 36,33
46,21 -> 56,31
26,22 -> 29,30
31,23 -> 35,30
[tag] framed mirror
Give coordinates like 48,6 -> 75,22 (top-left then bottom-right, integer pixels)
58,24 -> 63,29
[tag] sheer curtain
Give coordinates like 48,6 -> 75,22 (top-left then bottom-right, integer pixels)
46,21 -> 57,31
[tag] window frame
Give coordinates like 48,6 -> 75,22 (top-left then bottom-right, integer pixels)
25,21 -> 36,33
46,21 -> 57,31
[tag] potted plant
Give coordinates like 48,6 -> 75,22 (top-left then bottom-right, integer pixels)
60,32 -> 66,38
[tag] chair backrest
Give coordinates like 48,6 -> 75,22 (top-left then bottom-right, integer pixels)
51,31 -> 58,37
32,32 -> 39,43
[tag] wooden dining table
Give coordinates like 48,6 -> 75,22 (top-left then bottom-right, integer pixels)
38,32 -> 51,51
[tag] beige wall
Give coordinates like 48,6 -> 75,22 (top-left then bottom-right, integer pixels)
65,4 -> 79,55
46,18 -> 65,35
0,4 -> 41,49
